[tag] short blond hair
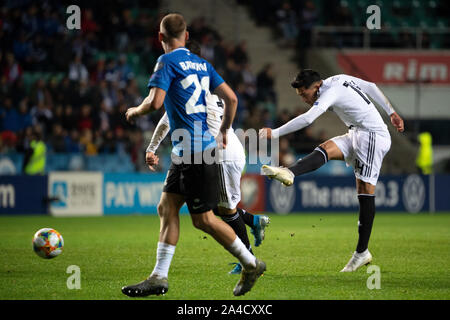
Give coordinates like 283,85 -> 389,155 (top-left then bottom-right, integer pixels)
160,13 -> 187,41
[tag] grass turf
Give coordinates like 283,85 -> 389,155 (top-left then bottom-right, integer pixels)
0,213 -> 449,300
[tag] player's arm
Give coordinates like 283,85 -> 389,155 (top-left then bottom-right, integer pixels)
125,87 -> 166,122
351,76 -> 404,132
145,112 -> 170,171
259,88 -> 335,139
213,82 -> 238,148
147,112 -> 170,153
260,106 -> 326,139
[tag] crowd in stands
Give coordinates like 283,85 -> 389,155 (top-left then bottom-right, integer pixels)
240,0 -> 450,65
1,0 -> 323,172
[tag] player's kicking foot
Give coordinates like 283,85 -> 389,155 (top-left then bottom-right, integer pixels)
233,259 -> 266,296
340,249 -> 372,272
228,262 -> 242,275
251,215 -> 270,247
261,165 -> 294,186
121,275 -> 169,297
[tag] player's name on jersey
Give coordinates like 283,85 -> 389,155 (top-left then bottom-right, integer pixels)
179,61 -> 207,72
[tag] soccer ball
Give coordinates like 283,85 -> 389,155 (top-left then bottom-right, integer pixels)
32,228 -> 64,259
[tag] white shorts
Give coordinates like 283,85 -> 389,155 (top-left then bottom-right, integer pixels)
217,159 -> 246,209
331,128 -> 391,186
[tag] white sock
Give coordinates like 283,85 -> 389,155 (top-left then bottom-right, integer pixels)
227,236 -> 256,269
150,242 -> 176,279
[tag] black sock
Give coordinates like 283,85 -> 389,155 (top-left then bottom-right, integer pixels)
216,210 -> 253,254
288,146 -> 328,176
356,194 -> 376,253
236,207 -> 255,228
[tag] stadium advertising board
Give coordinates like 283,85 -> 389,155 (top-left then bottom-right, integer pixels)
103,173 -> 189,214
266,174 -> 432,213
337,52 -> 450,84
239,174 -> 266,213
434,175 -> 450,211
48,172 -> 103,217
0,175 -> 48,215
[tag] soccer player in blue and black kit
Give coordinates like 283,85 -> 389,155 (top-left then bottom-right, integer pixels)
121,13 -> 265,297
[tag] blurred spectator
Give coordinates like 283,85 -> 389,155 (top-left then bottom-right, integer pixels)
1,98 -> 20,132
17,98 -> 32,131
49,123 -> 67,153
231,40 -> 249,67
256,63 -> 276,103
68,55 -> 89,82
297,0 -> 318,67
22,127 -> 46,175
276,2 -> 299,47
30,101 -> 52,134
279,137 -> 295,167
65,129 -> 82,153
81,8 -> 100,35
79,128 -> 98,155
77,104 -> 94,131
99,129 -> 117,154
3,52 -> 22,83
116,54 -> 134,88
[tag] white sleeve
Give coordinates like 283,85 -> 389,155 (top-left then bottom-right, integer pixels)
272,106 -> 326,139
349,76 -> 396,116
146,112 -> 170,153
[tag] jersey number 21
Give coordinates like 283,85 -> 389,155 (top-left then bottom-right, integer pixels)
181,74 -> 210,114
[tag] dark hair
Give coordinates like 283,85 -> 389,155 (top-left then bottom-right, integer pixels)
160,13 -> 186,40
291,69 -> 321,89
186,40 -> 201,56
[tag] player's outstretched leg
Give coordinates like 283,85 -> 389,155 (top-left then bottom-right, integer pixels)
261,165 -> 295,186
214,208 -> 253,275
237,208 -> 270,247
262,146 -> 329,186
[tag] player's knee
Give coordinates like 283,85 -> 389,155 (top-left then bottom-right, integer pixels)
191,214 -> 212,232
217,206 -> 236,216
356,179 -> 376,194
157,201 -> 176,219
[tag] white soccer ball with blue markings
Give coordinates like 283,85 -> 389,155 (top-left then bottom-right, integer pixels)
32,228 -> 64,259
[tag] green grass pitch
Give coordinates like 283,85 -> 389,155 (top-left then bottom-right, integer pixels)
0,213 -> 449,300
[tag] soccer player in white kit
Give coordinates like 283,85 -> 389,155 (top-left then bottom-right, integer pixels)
260,69 -> 404,272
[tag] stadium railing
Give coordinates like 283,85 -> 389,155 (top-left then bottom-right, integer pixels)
311,26 -> 450,49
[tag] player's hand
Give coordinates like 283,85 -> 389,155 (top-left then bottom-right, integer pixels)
125,107 -> 140,123
145,152 -> 159,171
390,112 -> 404,132
216,130 -> 227,149
259,128 -> 272,139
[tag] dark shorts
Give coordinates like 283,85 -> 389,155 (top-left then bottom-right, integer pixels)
163,153 -> 220,214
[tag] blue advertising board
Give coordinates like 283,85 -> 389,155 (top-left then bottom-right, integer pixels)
0,175 -> 48,214
266,174 -> 433,214
434,175 -> 450,211
103,173 -> 189,215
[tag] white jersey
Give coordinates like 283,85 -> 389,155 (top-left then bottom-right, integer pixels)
147,93 -> 245,163
315,75 -> 389,135
271,74 -> 395,139
204,93 -> 245,162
